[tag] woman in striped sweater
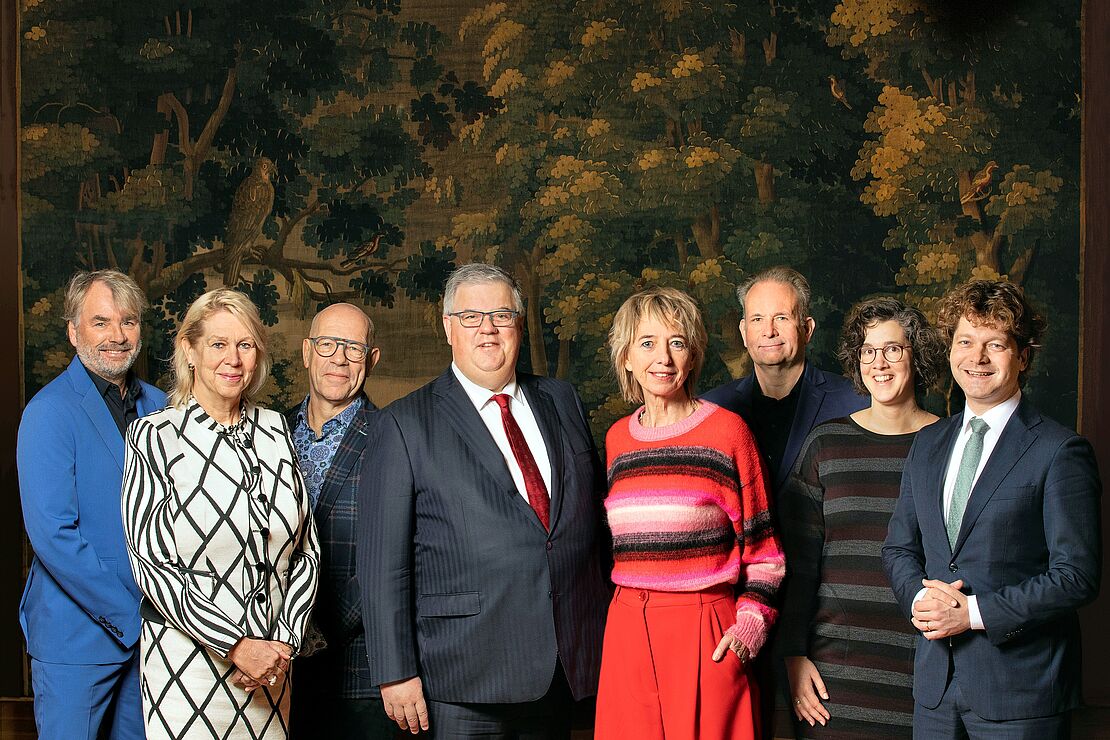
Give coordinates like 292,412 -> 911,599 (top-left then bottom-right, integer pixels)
594,287 -> 785,740
777,297 -> 946,738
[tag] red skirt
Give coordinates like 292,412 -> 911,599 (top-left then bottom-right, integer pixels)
594,585 -> 760,740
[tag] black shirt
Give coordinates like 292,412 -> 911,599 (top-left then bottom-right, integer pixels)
84,364 -> 143,436
748,371 -> 803,480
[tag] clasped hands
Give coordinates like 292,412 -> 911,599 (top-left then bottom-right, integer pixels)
911,578 -> 970,640
228,637 -> 292,692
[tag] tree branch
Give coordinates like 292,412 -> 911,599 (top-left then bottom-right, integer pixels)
193,58 -> 240,166
158,93 -> 193,156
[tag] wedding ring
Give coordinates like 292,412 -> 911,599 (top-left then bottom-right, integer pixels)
795,698 -> 802,705
267,675 -> 277,686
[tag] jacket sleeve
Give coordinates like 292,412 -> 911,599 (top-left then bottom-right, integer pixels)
121,418 -> 246,658
976,435 -> 1102,644
17,397 -> 141,647
357,410 -> 420,686
882,438 -> 928,617
271,417 -> 321,652
776,430 -> 826,657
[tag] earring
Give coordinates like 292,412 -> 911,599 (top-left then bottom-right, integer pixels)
187,363 -> 194,369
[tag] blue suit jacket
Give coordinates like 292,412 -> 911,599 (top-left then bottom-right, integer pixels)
285,396 -> 379,700
358,370 -> 610,703
18,356 -> 167,663
883,398 -> 1101,720
702,362 -> 867,492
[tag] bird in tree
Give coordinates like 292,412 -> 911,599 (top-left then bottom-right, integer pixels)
828,75 -> 852,110
222,157 -> 276,286
339,233 -> 383,270
960,161 -> 1000,205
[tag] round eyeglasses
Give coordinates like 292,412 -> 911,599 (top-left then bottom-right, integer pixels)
446,310 -> 521,328
309,336 -> 370,362
859,344 -> 909,364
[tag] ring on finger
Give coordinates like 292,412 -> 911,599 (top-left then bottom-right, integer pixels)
795,698 -> 802,705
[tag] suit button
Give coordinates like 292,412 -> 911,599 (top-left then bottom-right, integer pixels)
949,563 -> 958,572
260,528 -> 270,539
258,494 -> 268,504
255,593 -> 266,604
256,563 -> 267,573
546,541 -> 553,551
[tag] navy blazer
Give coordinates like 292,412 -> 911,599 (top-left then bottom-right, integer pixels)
702,362 -> 867,492
17,356 -> 166,663
883,398 -> 1101,720
358,369 -> 609,704
285,396 -> 379,699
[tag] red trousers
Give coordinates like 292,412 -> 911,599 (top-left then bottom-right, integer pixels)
595,585 -> 760,740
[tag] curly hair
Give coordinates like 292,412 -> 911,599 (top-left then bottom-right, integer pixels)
838,296 -> 948,395
937,280 -> 1046,382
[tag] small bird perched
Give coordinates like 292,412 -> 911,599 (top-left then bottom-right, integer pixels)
960,160 -> 999,205
828,75 -> 852,110
222,157 -> 276,286
339,233 -> 383,270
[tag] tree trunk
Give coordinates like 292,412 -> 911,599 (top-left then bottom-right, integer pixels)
555,338 -> 570,380
957,170 -> 1000,271
691,205 -> 720,257
755,161 -> 776,205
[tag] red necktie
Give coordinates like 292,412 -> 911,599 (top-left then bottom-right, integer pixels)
491,393 -> 550,530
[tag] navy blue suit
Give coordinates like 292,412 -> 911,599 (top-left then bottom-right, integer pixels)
358,369 -> 609,709
702,362 -> 867,492
883,398 -> 1101,724
17,356 -> 166,739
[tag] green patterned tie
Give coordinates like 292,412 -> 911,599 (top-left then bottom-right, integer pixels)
947,417 -> 990,548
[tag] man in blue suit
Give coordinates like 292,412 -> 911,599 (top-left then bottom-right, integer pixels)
703,266 -> 866,495
287,302 -> 393,739
17,270 -> 167,739
884,280 -> 1101,738
359,263 -> 609,738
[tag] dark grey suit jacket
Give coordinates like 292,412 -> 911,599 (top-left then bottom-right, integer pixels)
883,398 -> 1101,720
357,369 -> 609,704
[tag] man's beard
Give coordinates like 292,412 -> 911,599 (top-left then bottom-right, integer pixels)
76,338 -> 142,383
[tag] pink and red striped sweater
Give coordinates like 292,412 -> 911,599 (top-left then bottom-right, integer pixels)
605,400 -> 785,656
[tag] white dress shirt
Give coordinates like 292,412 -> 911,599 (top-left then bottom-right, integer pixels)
915,390 -> 1021,630
451,363 -> 553,503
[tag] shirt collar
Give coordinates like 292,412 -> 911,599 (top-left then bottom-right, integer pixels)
82,361 -> 140,402
961,389 -> 1021,432
296,394 -> 365,437
451,362 -> 521,410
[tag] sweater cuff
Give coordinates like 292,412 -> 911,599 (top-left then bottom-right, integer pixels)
726,614 -> 769,658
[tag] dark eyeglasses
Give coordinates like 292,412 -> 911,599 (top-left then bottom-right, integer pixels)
446,310 -> 521,328
859,344 -> 909,364
308,336 -> 370,362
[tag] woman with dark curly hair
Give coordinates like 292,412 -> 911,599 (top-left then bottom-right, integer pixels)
776,296 -> 947,738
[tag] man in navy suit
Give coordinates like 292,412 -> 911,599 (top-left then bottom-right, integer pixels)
358,263 -> 609,738
287,303 -> 393,738
703,266 -> 865,737
884,280 -> 1100,738
703,266 -> 866,496
17,270 -> 166,739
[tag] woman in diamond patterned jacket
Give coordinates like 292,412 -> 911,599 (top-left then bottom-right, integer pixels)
121,289 -> 320,740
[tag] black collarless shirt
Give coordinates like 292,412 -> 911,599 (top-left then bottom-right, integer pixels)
749,372 -> 803,479
84,364 -> 142,436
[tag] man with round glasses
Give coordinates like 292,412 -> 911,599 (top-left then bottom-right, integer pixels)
287,302 -> 392,738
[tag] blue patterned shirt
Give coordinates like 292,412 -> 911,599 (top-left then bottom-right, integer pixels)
291,395 -> 364,507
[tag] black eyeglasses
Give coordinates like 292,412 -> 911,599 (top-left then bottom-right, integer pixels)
309,336 -> 370,362
446,310 -> 521,328
859,344 -> 910,364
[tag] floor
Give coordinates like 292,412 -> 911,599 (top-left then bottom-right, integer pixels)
0,700 -> 1107,738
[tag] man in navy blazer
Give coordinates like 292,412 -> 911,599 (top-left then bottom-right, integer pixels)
287,303 -> 393,738
883,280 -> 1100,738
358,264 -> 609,738
17,271 -> 166,740
702,266 -> 866,496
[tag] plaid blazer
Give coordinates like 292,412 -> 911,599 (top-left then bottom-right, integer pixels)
286,396 -> 379,699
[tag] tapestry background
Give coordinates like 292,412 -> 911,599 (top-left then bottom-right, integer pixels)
16,0 -> 1083,437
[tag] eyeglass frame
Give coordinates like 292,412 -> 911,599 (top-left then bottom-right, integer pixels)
858,343 -> 911,364
308,335 -> 371,362
445,309 -> 522,328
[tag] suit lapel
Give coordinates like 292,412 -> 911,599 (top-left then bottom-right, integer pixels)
68,358 -> 125,471
925,415 -> 962,551
520,377 -> 564,530
315,403 -> 375,520
778,364 -> 824,489
952,402 -> 1039,556
433,371 -> 520,497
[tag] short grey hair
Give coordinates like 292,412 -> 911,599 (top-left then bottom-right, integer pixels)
63,270 -> 148,325
736,265 -> 812,323
442,263 -> 525,314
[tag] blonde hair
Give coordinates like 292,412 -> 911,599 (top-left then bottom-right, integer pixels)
170,289 -> 272,408
608,287 -> 708,404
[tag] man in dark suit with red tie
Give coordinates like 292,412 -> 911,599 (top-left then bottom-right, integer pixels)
884,280 -> 1100,738
358,263 -> 609,738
